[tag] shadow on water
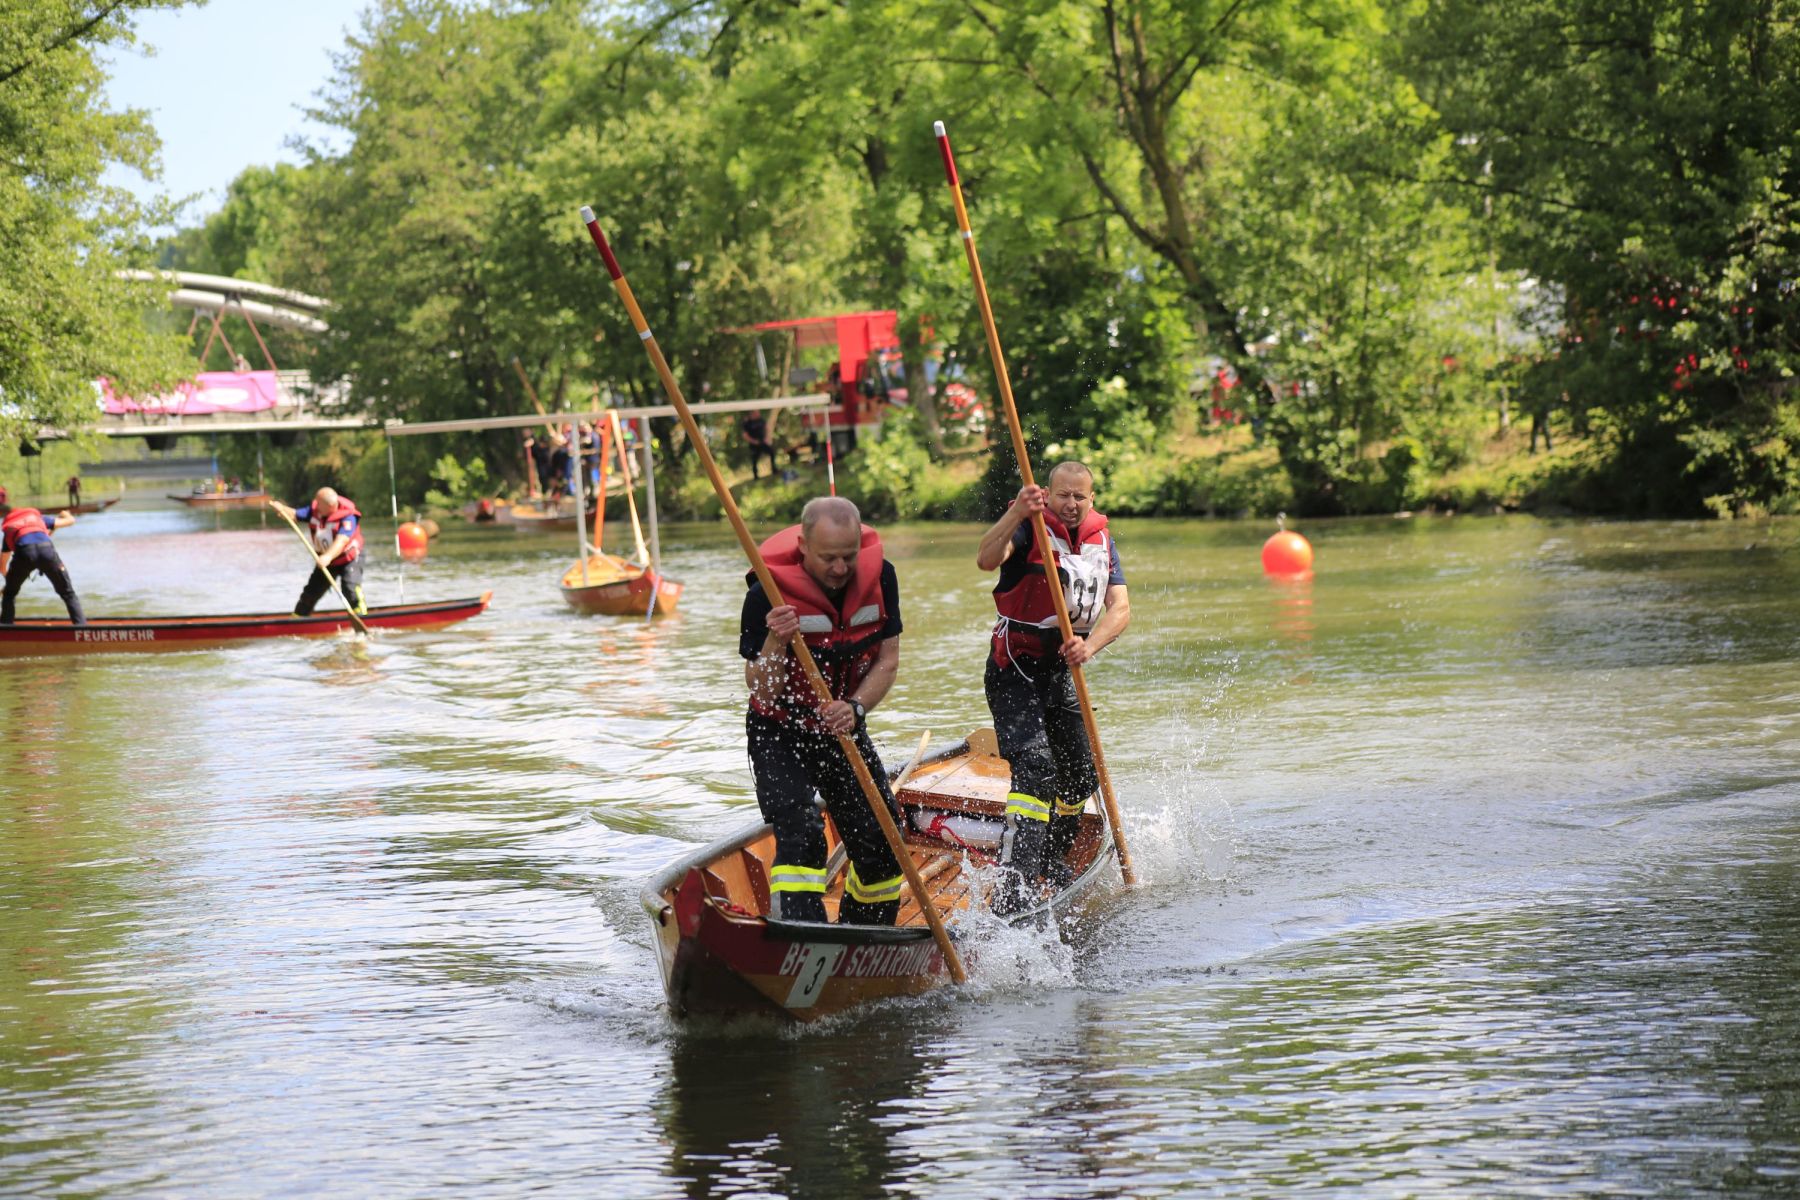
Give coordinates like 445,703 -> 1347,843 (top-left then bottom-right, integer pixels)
659,1020 -> 932,1200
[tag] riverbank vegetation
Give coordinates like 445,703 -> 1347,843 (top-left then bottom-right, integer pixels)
7,1 -> 1797,520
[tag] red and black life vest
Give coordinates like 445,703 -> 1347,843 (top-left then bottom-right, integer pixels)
992,509 -> 1112,661
749,523 -> 888,731
310,498 -> 364,566
1,508 -> 51,553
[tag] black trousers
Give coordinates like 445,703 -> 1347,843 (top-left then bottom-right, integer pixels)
295,557 -> 365,616
747,711 -> 903,925
2,543 -> 85,624
984,649 -> 1097,893
747,442 -> 778,478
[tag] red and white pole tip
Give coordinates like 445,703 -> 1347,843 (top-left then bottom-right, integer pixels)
579,205 -> 623,280
933,120 -> 958,186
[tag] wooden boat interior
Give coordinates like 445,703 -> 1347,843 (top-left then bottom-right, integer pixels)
665,730 -> 1109,932
559,553 -> 643,589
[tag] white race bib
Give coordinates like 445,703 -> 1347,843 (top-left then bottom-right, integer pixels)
1058,539 -> 1110,631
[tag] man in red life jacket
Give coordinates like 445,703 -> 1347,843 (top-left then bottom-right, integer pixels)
741,496 -> 906,926
0,488 -> 85,625
271,488 -> 368,616
976,461 -> 1131,912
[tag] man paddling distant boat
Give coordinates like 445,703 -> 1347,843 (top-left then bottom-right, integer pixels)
741,496 -> 907,926
976,460 -> 1131,912
271,488 -> 368,616
0,486 -> 86,626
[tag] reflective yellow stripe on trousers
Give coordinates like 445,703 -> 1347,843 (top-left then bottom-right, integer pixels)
770,864 -> 828,894
845,863 -> 904,904
1005,792 -> 1051,822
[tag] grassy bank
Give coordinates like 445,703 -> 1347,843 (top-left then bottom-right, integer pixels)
639,417 -> 1596,525
220,408 -> 1622,529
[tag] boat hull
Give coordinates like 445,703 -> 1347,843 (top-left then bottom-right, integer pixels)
170,491 -> 269,508
0,593 -> 492,657
498,501 -> 595,532
560,555 -> 682,616
640,729 -> 1115,1022
24,497 -> 120,515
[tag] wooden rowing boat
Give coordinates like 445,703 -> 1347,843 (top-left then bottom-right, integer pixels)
559,552 -> 683,616
0,592 -> 492,657
22,496 -> 121,515
458,497 -> 511,522
498,499 -> 596,532
640,728 -> 1115,1022
169,489 -> 269,508
555,413 -> 682,614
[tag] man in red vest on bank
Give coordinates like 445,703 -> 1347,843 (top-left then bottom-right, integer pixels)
0,486 -> 85,625
976,461 -> 1132,912
271,487 -> 367,617
741,495 -> 906,926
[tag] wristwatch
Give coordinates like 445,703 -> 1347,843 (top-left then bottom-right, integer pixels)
849,699 -> 867,727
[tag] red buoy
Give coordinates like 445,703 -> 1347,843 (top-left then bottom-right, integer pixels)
397,521 -> 430,561
1262,529 -> 1313,576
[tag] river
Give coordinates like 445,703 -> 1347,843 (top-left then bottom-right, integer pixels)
2,504 -> 1797,1197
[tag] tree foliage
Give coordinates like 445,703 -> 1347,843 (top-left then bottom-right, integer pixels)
0,0 -> 194,442
119,0 -> 1800,516
1408,0 -> 1800,515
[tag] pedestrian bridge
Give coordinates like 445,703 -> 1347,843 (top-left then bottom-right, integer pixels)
45,272 -> 368,442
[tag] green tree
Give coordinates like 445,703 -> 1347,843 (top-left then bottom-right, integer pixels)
0,0 -> 194,442
160,161 -> 323,372
951,0 -> 1506,510
1408,0 -> 1800,515
277,0 -> 859,500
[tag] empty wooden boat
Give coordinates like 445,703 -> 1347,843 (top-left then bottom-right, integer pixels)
499,499 -> 596,532
169,489 -> 269,508
560,553 -> 682,616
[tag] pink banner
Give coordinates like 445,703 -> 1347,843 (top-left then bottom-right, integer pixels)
103,370 -> 282,415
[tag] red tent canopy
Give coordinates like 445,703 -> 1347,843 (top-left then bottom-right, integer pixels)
724,311 -> 898,388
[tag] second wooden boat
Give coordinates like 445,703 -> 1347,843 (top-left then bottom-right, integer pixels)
560,553 -> 683,616
498,499 -> 595,532
640,728 -> 1115,1022
23,496 -> 121,515
0,593 -> 492,657
170,489 -> 269,508
556,409 -> 682,615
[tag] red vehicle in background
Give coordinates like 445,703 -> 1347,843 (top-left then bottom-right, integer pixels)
728,310 -> 985,453
866,343 -> 986,436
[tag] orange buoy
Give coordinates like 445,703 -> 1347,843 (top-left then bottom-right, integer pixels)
396,521 -> 430,561
1262,529 -> 1313,576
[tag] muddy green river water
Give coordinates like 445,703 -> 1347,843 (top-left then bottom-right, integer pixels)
3,503 -> 1798,1197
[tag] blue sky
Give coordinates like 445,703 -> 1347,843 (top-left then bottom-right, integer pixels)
101,0 -> 369,227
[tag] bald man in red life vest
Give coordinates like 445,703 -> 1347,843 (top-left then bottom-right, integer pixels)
270,488 -> 368,616
976,461 -> 1131,913
0,487 -> 85,625
741,496 -> 907,926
